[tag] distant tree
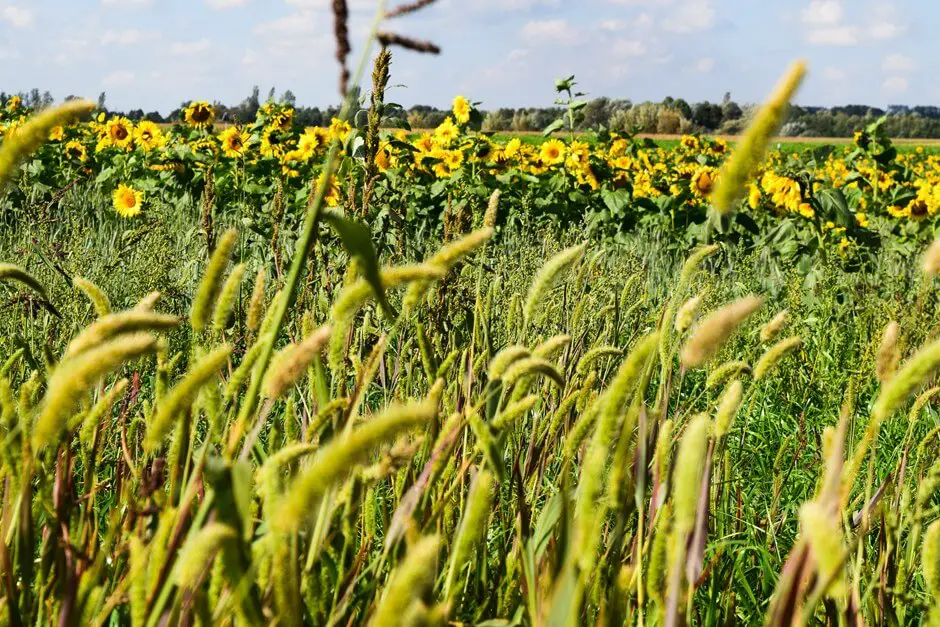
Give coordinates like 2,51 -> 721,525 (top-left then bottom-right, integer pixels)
280,89 -> 297,106
144,111 -> 164,123
126,109 -> 145,121
692,102 -> 723,130
674,98 -> 693,121
41,91 -> 54,109
97,91 -> 107,111
722,100 -> 743,121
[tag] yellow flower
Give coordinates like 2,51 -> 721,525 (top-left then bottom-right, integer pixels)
504,137 -> 522,159
184,101 -> 215,128
103,117 -> 134,150
328,118 -> 351,142
274,108 -> 294,132
434,117 -> 460,145
856,212 -> 869,228
540,139 -> 566,166
797,203 -> 815,219
910,198 -> 929,221
134,121 -> 165,151
297,128 -> 323,159
887,204 -> 910,219
7,95 -> 21,112
839,237 -> 851,253
65,140 -> 87,163
112,184 -> 143,218
691,166 -> 717,198
260,126 -> 286,159
219,126 -> 249,158
747,183 -> 761,209
452,96 -> 471,125
49,125 -> 64,142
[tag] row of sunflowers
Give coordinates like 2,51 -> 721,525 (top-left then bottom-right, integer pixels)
1,93 -> 938,261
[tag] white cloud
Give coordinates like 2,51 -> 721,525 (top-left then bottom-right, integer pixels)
206,0 -> 249,8
610,39 -> 647,58
800,0 -> 843,26
823,66 -> 848,81
520,19 -> 582,46
661,0 -> 715,34
869,22 -> 901,41
883,76 -> 908,93
1,6 -> 33,28
687,57 -> 714,73
882,53 -> 915,73
806,26 -> 858,46
101,29 -> 160,45
170,39 -> 211,55
101,0 -> 152,5
103,70 -> 135,87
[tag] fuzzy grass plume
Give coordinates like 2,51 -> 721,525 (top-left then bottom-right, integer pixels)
65,310 -> 179,358
33,333 -> 158,451
73,277 -> 112,318
0,99 -> 94,188
145,344 -> 232,451
876,321 -> 901,384
371,535 -> 441,627
714,379 -> 743,438
872,335 -> 940,421
681,296 -> 763,369
754,336 -> 802,380
213,262 -> 247,331
444,469 -> 494,599
0,263 -> 50,301
710,60 -> 807,214
275,398 -> 436,531
190,228 -> 238,333
523,244 -> 585,325
760,310 -> 789,344
263,326 -> 331,400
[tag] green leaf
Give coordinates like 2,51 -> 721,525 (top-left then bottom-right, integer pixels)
543,119 -> 565,136
323,210 -> 395,320
601,188 -> 631,216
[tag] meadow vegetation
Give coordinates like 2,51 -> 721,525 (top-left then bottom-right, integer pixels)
1,3 -> 940,626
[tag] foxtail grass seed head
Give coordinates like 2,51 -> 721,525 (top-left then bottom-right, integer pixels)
679,244 -> 720,286
65,310 -> 179,358
135,291 -> 162,311
675,295 -> 703,334
190,228 -> 237,333
0,99 -> 94,188
371,535 -> 441,627
492,395 -> 538,431
910,386 -> 940,423
403,229 -> 493,311
924,520 -> 940,596
444,469 -> 494,599
924,239 -> 940,277
0,263 -> 50,301
263,326 -> 331,400
483,189 -> 501,228
79,378 -> 128,449
760,310 -> 789,344
533,334 -> 571,360
706,360 -> 752,389
576,346 -> 623,376
681,296 -> 763,369
799,501 -> 846,598
247,269 -> 266,332
173,523 -> 237,589
754,336 -> 802,381
502,356 -> 564,388
276,398 -> 436,531
523,244 -> 585,325
212,263 -> 247,331
34,333 -> 158,451
488,346 -> 530,381
876,321 -> 901,384
711,60 -> 807,214
73,277 -> 111,318
872,335 -> 940,422
145,344 -> 232,451
673,414 -> 711,533
714,379 -> 743,438
603,333 -> 659,425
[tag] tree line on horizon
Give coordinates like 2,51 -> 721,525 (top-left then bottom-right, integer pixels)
5,85 -> 940,139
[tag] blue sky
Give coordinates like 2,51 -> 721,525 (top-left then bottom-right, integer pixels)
0,0 -> 931,112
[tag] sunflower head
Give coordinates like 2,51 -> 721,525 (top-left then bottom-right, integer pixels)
691,167 -> 717,197
540,139 -> 566,166
452,96 -> 471,125
112,184 -> 143,218
134,121 -> 165,151
65,140 -> 87,163
220,126 -> 248,158
7,96 -> 21,112
274,109 -> 294,132
184,101 -> 216,128
105,118 -> 134,149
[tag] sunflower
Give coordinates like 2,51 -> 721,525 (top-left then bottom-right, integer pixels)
7,95 -> 21,112
297,128 -> 322,159
184,101 -> 215,128
434,118 -> 459,145
112,184 -> 143,218
134,121 -> 165,151
539,139 -> 566,166
690,167 -> 717,198
260,126 -> 286,159
65,140 -> 87,163
887,204 -> 910,219
274,109 -> 294,132
504,137 -> 522,159
414,133 -> 435,153
48,125 -> 64,142
219,126 -> 249,158
909,198 -> 929,220
452,96 -> 471,125
104,118 -> 134,150
328,118 -> 351,142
